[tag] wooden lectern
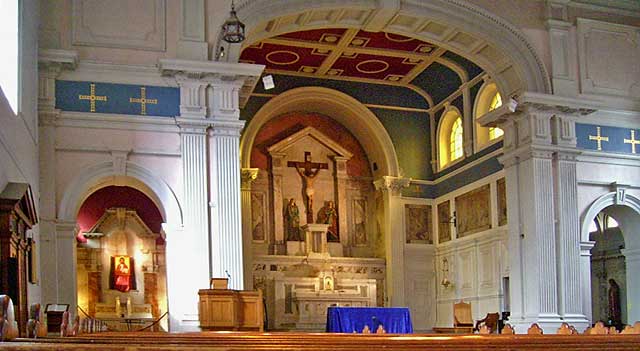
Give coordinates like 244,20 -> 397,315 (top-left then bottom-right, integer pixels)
198,279 -> 263,331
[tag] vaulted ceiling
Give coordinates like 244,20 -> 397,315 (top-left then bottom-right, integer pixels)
239,28 -> 485,109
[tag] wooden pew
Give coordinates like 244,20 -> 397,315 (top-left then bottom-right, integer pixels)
3,329 -> 640,350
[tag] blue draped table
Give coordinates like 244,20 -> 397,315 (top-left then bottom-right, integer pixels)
325,307 -> 413,334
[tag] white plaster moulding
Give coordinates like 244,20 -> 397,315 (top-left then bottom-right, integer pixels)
436,294 -> 504,304
54,146 -> 181,158
58,61 -> 177,87
435,231 -> 507,253
577,180 -> 640,189
38,49 -> 79,70
56,111 -> 181,133
577,151 -> 640,167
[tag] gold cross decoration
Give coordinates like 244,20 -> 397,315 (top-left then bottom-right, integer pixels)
624,130 -> 640,154
78,83 -> 108,112
588,126 -> 609,151
129,87 -> 158,115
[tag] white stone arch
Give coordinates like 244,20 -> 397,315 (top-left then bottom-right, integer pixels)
58,161 -> 183,228
580,192 -> 640,245
436,105 -> 464,170
236,0 -> 551,96
240,86 -> 400,179
56,160 -> 186,330
580,191 -> 640,324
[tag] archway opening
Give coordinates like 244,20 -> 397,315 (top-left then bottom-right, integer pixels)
588,208 -> 626,329
75,185 -> 168,331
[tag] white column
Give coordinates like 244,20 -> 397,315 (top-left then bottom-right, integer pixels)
554,150 -> 589,327
499,106 -> 561,333
174,74 -> 210,330
621,248 -> 640,324
374,176 -> 410,307
580,241 -> 595,323
241,168 -> 259,289
55,221 -> 78,319
488,93 -> 598,334
37,50 -> 77,314
551,112 -> 589,329
209,120 -> 245,289
208,80 -> 245,290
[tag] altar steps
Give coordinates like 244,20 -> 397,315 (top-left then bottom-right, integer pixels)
4,332 -> 640,351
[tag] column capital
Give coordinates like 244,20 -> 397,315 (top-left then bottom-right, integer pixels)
55,220 -> 78,239
209,120 -> 245,137
176,119 -> 209,134
38,49 -> 78,72
38,50 -> 79,112
241,168 -> 259,190
374,176 -> 411,196
158,59 -> 264,108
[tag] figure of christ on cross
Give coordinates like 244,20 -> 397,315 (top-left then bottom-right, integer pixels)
287,152 -> 329,223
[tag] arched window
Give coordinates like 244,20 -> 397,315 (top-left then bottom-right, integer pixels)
438,107 -> 464,169
474,82 -> 504,149
488,93 -> 503,139
450,117 -> 463,161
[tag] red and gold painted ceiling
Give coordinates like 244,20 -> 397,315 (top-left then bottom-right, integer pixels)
241,28 -> 439,83
240,28 -> 484,106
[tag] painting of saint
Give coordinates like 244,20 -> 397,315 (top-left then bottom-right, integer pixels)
110,256 -> 136,292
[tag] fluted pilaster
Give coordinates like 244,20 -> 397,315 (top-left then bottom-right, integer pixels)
179,123 -> 210,288
209,121 -> 245,289
554,151 -> 584,319
374,176 -> 410,306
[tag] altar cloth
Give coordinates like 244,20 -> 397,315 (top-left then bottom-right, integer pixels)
325,306 -> 413,334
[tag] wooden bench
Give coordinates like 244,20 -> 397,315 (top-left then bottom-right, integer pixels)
3,331 -> 640,350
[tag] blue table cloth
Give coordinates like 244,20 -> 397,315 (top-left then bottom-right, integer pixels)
326,307 -> 413,333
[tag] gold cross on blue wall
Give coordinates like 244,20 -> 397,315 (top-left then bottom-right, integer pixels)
588,126 -> 608,151
624,130 -> 639,154
78,83 -> 108,112
129,87 -> 158,115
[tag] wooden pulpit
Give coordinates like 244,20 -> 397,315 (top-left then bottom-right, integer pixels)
198,286 -> 263,331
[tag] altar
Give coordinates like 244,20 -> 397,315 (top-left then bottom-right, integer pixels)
272,274 -> 377,330
326,307 -> 413,334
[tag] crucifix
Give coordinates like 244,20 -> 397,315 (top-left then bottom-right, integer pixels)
589,126 -> 609,151
287,152 -> 329,223
78,83 -> 108,112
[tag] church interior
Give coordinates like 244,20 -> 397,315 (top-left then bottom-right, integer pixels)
1,0 -> 640,349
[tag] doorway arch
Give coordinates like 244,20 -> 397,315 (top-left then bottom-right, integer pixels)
581,192 -> 640,325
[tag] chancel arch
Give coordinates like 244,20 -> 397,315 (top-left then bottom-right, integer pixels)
240,86 -> 400,178
236,0 -> 551,97
241,87 -> 396,329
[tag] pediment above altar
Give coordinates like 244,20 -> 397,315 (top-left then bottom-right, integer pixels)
267,126 -> 353,160
86,207 -> 160,240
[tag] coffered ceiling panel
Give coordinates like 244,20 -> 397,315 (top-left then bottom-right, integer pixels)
240,28 -> 485,107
